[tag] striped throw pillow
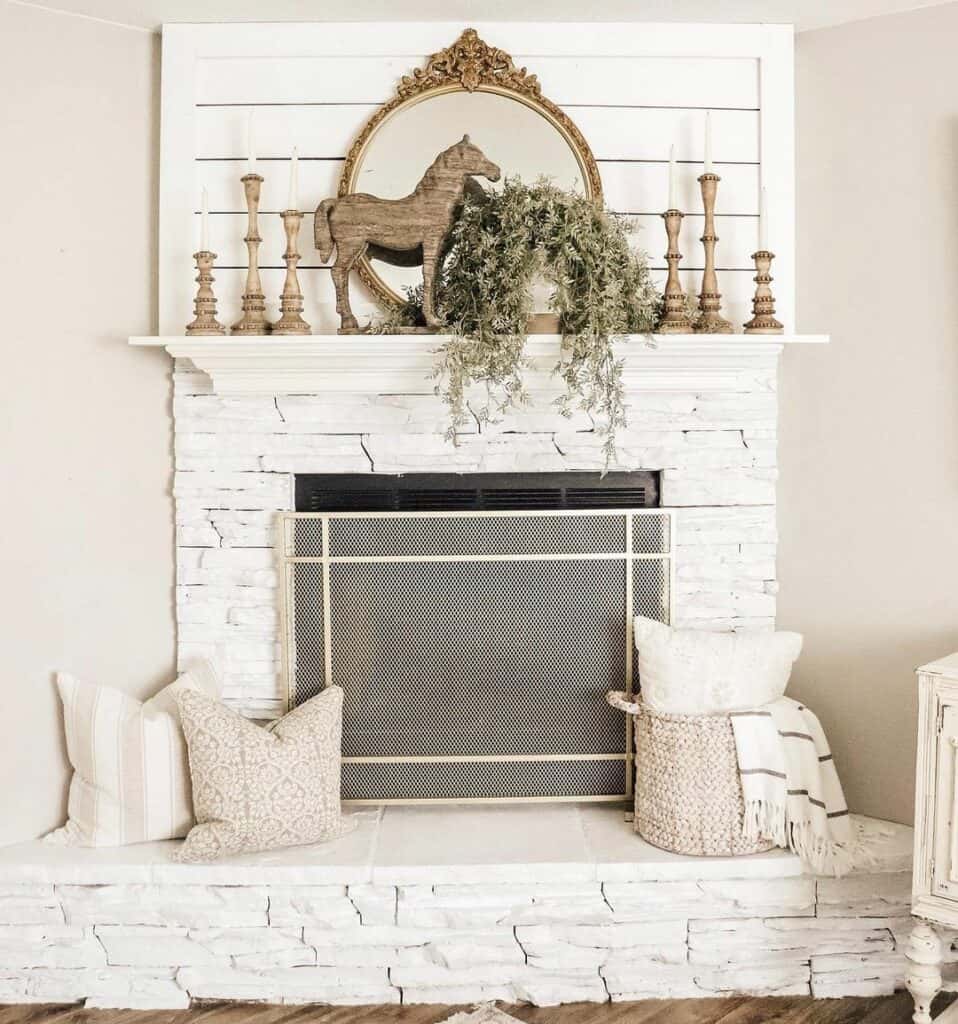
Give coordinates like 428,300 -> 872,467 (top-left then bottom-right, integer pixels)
44,662 -> 221,847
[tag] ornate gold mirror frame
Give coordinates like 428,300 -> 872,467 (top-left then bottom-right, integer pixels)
339,28 -> 604,311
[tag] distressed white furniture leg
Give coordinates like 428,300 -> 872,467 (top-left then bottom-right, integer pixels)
908,921 -> 943,1023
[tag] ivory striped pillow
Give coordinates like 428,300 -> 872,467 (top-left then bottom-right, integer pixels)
44,662 -> 221,847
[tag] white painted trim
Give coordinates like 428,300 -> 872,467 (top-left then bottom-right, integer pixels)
131,333 -> 827,395
159,26 -> 200,336
159,21 -> 791,59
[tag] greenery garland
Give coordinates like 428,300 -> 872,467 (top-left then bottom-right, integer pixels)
382,178 -> 662,465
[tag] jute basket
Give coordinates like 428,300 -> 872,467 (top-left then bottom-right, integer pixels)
607,691 -> 774,857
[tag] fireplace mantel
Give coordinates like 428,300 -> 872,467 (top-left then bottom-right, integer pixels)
130,334 -> 828,396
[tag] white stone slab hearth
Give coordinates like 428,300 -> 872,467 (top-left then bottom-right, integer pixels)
0,805 -> 930,1009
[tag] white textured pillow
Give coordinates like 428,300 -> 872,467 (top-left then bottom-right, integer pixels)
634,616 -> 802,714
44,662 -> 221,847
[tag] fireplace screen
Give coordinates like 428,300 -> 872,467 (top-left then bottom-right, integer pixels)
278,509 -> 673,803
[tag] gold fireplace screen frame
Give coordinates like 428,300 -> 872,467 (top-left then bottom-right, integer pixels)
277,508 -> 675,804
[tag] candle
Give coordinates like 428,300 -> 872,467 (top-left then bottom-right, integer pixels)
200,186 -> 209,251
246,108 -> 256,172
759,187 -> 768,250
704,111 -> 713,173
667,145 -> 676,210
287,146 -> 299,210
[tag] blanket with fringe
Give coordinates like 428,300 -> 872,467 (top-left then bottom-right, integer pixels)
729,697 -> 857,876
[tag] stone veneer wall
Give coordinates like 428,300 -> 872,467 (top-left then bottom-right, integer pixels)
0,868 -> 945,1009
171,362 -> 779,719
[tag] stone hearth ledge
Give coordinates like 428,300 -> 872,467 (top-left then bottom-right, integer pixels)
0,806 -> 924,1009
0,805 -> 908,885
129,334 -> 829,396
0,805 -> 800,886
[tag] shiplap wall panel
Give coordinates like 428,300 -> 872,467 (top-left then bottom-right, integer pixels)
201,211 -> 758,273
169,22 -> 786,58
196,55 -> 759,110
194,105 -> 759,163
161,22 -> 794,336
198,160 -> 760,219
196,57 -> 429,105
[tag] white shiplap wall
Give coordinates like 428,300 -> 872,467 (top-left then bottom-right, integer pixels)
160,22 -> 794,336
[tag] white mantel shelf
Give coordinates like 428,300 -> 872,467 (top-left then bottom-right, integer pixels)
130,334 -> 829,396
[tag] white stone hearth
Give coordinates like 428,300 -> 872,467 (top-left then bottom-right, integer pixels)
135,333 -> 827,719
0,806 -> 926,1009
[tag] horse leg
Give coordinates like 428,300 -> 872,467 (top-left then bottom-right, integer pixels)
331,240 -> 366,332
421,236 -> 443,329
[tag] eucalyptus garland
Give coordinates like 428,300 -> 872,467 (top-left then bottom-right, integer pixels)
382,178 -> 662,465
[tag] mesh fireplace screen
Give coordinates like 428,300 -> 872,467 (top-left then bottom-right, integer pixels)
278,510 -> 673,803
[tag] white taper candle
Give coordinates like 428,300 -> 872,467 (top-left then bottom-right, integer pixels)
246,108 -> 256,172
668,145 -> 676,210
200,186 -> 209,251
288,147 -> 299,210
759,187 -> 768,250
704,111 -> 713,173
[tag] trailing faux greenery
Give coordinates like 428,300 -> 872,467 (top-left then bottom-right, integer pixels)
381,178 -> 662,465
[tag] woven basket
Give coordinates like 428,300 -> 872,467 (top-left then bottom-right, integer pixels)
607,691 -> 774,857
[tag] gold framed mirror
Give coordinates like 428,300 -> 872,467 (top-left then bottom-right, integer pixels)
339,29 -> 603,311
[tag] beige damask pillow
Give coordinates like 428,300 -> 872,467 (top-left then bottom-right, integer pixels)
174,686 -> 347,862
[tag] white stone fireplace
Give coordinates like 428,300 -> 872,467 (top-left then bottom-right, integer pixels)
163,335 -> 799,729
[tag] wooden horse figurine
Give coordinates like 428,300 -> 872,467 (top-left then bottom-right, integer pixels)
314,135 -> 501,333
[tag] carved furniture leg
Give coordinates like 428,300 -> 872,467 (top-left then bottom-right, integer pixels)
908,921 -> 943,1024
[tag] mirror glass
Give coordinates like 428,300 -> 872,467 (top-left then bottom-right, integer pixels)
349,89 -> 592,302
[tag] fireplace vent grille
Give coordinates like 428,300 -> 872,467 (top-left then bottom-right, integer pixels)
295,471 -> 659,513
278,506 -> 673,803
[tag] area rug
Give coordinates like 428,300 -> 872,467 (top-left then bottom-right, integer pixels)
435,1005 -> 529,1024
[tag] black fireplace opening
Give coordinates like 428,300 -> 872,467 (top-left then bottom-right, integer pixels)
295,471 -> 661,513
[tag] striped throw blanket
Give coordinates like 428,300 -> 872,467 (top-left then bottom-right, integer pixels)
730,697 -> 859,876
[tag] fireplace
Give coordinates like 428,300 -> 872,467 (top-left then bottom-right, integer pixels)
169,347 -> 782,762
278,473 -> 672,803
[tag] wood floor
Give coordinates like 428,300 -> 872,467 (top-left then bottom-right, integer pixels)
0,994 -> 953,1024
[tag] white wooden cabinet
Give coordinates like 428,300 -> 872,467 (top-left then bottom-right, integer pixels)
908,653 -> 958,1023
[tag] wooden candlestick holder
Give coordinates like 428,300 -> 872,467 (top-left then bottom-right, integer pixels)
185,250 -> 226,336
743,250 -> 784,334
272,210 -> 311,335
658,209 -> 693,333
695,173 -> 733,334
232,173 -> 271,336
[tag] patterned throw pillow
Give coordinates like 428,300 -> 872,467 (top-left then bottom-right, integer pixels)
174,686 -> 347,862
634,615 -> 803,714
45,662 -> 222,847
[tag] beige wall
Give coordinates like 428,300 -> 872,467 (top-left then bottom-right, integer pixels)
0,3 -> 174,845
781,3 -> 958,824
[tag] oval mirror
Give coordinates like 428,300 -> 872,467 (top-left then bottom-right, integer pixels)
339,29 -> 603,310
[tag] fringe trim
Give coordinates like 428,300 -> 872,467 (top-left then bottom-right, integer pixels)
788,820 -> 855,877
742,799 -> 876,877
743,798 -> 788,848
